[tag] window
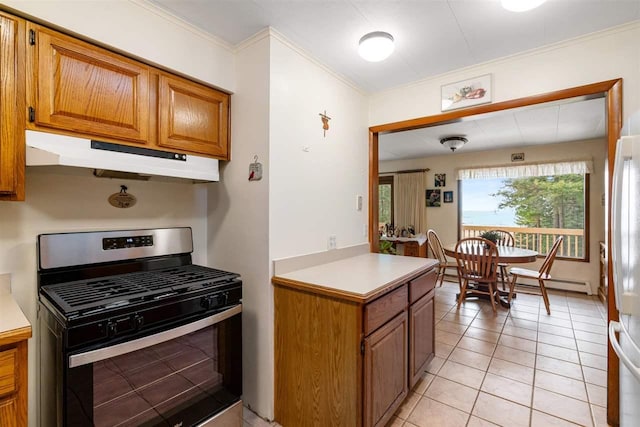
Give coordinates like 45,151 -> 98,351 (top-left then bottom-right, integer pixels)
459,162 -> 591,261
379,176 -> 394,228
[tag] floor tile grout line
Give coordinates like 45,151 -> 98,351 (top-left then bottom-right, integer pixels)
429,281 -> 605,427
568,302 -> 598,427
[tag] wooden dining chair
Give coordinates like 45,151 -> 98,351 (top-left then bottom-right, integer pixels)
454,237 -> 500,312
427,229 -> 461,289
507,236 -> 564,315
491,229 -> 515,290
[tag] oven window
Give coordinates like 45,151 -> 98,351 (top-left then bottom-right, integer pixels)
65,314 -> 242,426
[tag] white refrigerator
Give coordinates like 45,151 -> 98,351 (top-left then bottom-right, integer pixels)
610,134 -> 640,426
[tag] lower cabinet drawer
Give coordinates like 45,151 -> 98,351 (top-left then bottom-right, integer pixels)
409,269 -> 437,304
0,348 -> 17,397
364,284 -> 408,335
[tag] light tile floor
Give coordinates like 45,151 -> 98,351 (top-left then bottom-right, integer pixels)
389,280 -> 610,427
242,280 -> 610,427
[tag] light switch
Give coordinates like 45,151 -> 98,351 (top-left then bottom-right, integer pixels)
356,195 -> 363,211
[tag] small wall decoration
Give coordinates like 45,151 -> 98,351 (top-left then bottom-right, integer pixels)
443,191 -> 454,203
511,152 -> 525,162
426,189 -> 441,207
434,173 -> 446,187
108,185 -> 137,209
319,110 -> 331,137
441,74 -> 492,111
248,155 -> 263,181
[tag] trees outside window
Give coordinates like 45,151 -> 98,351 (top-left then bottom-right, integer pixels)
379,176 -> 394,228
461,173 -> 589,261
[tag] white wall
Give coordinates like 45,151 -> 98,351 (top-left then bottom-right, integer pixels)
206,31 -> 272,417
269,34 -> 370,259
370,21 -> 640,127
0,0 -> 236,91
0,168 -> 208,426
206,29 -> 370,420
380,139 -> 607,294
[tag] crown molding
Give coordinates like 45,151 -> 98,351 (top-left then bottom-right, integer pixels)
374,19 -> 640,97
235,27 -> 366,96
130,0 -> 234,51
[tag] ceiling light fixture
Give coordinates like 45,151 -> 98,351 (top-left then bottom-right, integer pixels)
440,136 -> 468,152
358,31 -> 395,62
501,0 -> 546,12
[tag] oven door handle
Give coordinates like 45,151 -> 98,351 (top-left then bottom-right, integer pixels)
68,304 -> 241,368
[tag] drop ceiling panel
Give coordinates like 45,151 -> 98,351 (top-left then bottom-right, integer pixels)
149,0 -> 639,92
379,97 -> 606,161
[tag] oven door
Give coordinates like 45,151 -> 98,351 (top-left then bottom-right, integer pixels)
64,305 -> 242,427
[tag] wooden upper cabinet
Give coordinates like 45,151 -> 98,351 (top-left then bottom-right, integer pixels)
0,12 -> 25,201
158,74 -> 230,160
28,24 -> 150,144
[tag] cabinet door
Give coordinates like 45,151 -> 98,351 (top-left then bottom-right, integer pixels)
0,398 -> 18,427
363,311 -> 408,427
403,242 -> 418,257
157,75 -> 229,159
409,290 -> 435,388
30,25 -> 150,143
0,13 -> 25,200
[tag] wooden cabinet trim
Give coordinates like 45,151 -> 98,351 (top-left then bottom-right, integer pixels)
0,12 -> 26,201
364,284 -> 408,336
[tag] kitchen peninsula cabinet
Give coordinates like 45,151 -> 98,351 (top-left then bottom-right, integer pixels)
0,11 -> 25,201
0,295 -> 32,427
27,24 -> 151,144
273,254 -> 437,427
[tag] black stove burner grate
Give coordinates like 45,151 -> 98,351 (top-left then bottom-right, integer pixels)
41,265 -> 239,315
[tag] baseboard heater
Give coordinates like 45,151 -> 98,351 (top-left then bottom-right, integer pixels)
443,272 -> 592,295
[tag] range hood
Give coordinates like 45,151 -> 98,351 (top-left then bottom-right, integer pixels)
26,130 -> 219,181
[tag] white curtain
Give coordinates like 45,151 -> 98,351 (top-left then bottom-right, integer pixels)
457,160 -> 593,180
394,172 -> 428,233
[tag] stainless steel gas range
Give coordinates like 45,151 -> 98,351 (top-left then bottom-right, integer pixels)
37,227 -> 242,427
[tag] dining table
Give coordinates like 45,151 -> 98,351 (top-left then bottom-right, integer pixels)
443,243 -> 538,308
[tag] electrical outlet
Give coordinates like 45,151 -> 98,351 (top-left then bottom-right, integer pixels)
328,235 -> 337,250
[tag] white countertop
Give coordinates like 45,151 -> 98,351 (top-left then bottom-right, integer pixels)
274,253 -> 437,300
0,293 -> 31,336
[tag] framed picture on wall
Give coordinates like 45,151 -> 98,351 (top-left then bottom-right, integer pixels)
435,174 -> 446,187
426,189 -> 441,207
441,74 -> 492,111
443,191 -> 453,203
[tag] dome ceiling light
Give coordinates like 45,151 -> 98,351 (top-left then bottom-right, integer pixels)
358,31 -> 395,62
440,136 -> 468,152
501,0 -> 547,12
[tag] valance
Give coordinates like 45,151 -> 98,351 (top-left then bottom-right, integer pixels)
457,160 -> 593,180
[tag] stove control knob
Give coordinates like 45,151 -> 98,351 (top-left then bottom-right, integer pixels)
107,321 -> 118,338
201,295 -> 215,310
134,314 -> 144,330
